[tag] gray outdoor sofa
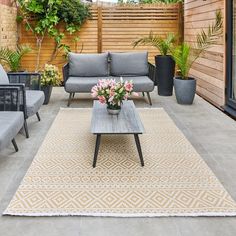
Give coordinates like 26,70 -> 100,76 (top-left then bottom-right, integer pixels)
63,51 -> 156,106
0,64 -> 45,138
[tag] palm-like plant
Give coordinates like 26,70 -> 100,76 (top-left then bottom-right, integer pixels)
172,10 -> 223,79
132,32 -> 176,56
0,45 -> 31,72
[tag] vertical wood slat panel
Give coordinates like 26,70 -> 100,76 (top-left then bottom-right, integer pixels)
97,6 -> 103,53
184,0 -> 225,108
20,3 -> 182,72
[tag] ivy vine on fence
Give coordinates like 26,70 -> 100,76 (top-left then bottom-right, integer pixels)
16,0 -> 91,71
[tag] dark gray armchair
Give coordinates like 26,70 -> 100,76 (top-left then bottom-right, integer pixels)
0,87 -> 24,152
0,64 -> 45,138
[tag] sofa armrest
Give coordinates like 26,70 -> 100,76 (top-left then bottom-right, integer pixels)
148,62 -> 157,86
0,84 -> 27,119
7,72 -> 41,90
63,63 -> 69,85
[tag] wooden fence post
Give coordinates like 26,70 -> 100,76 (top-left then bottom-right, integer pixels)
178,2 -> 184,44
97,6 -> 103,53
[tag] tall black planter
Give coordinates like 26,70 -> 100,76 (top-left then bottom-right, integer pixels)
41,85 -> 53,105
155,55 -> 175,96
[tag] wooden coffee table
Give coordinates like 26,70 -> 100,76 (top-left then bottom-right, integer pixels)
91,100 -> 145,168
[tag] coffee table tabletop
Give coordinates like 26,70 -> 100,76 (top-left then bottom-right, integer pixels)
91,100 -> 145,134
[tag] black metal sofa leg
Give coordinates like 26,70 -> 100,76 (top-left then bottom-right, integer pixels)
67,93 -> 73,107
24,120 -> 29,138
36,112 -> 41,121
142,92 -> 145,97
12,139 -> 18,152
146,92 -> 152,106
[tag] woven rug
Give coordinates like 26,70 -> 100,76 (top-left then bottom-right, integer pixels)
4,108 -> 236,217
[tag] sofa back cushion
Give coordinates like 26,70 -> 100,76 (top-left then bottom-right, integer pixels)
0,64 -> 9,84
69,52 -> 109,77
110,52 -> 149,76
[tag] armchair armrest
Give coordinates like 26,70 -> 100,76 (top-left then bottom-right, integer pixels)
0,84 -> 27,119
148,62 -> 157,86
7,72 -> 41,90
63,63 -> 69,85
0,87 -> 21,112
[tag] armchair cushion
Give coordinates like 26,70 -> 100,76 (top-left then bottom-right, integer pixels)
26,90 -> 45,117
0,111 -> 24,150
110,52 -> 149,76
0,64 -> 9,84
68,52 -> 109,77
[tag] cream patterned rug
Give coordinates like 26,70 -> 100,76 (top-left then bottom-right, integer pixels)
4,108 -> 236,217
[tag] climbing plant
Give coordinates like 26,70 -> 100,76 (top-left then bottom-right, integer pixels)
16,0 -> 91,71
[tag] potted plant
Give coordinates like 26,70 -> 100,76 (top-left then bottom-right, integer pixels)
172,10 -> 223,105
41,64 -> 61,104
91,78 -> 138,115
133,32 -> 176,96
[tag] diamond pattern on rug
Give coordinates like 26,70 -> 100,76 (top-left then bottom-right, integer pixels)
3,108 -> 236,217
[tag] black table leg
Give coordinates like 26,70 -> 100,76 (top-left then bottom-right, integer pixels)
134,134 -> 144,167
93,134 -> 101,168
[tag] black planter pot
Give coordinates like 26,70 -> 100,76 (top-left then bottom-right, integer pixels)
155,55 -> 175,96
41,85 -> 53,105
174,77 -> 196,105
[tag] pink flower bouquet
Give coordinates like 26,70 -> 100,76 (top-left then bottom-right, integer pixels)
91,78 -> 138,110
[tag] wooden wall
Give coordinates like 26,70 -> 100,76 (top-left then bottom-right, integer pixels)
20,3 -> 182,72
184,0 -> 225,108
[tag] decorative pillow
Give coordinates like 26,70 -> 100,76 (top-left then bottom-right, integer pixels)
110,52 -> 149,76
0,64 -> 9,84
69,52 -> 109,77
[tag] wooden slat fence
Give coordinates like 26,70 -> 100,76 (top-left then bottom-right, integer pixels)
184,0 -> 225,108
20,3 -> 182,72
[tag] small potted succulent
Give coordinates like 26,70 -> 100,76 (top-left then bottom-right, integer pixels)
41,64 -> 61,104
91,78 -> 138,115
133,32 -> 176,96
172,10 -> 223,105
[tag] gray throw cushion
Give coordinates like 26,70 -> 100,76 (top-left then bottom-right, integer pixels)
0,111 -> 24,150
0,64 -> 9,84
110,52 -> 149,76
113,76 -> 154,92
69,53 -> 109,77
65,77 -> 109,93
26,90 -> 45,117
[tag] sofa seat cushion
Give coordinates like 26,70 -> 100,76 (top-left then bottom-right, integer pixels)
65,77 -> 109,93
114,76 -> 154,92
110,52 -> 149,76
65,76 -> 154,93
0,111 -> 24,150
69,53 -> 109,77
26,90 -> 45,117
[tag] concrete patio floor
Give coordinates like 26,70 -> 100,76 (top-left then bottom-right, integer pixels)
0,87 -> 236,236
